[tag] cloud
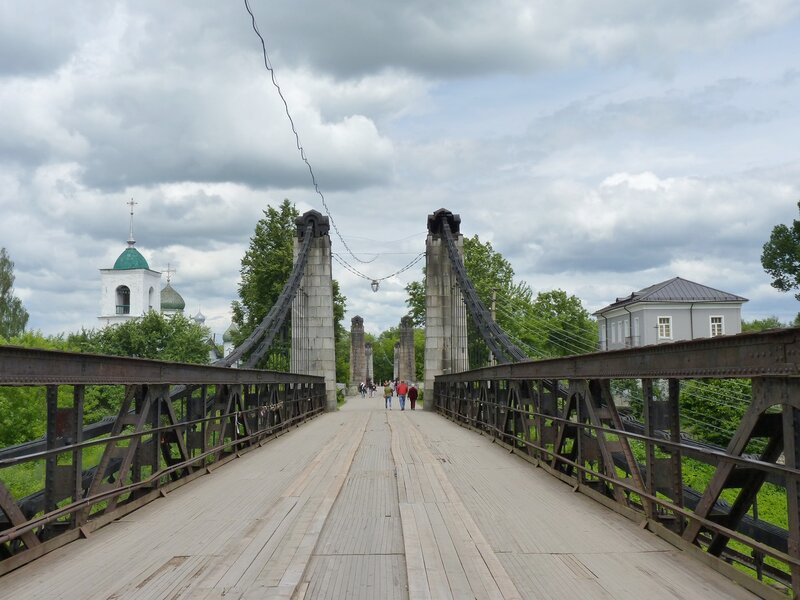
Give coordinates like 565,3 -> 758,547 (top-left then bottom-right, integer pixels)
1,1 -> 799,341
254,0 -> 800,77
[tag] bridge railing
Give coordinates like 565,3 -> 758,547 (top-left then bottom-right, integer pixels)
0,346 -> 325,574
433,328 -> 800,597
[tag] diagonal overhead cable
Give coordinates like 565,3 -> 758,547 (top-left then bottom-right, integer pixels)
243,0 -> 375,265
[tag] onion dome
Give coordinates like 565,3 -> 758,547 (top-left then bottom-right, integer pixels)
193,310 -> 206,325
160,283 -> 186,311
223,322 -> 239,343
113,247 -> 149,270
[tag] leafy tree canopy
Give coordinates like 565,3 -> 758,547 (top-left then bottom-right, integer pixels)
405,234 -> 596,361
72,312 -> 212,364
741,316 -> 786,331
229,199 -> 347,369
0,247 -> 29,338
761,201 -> 800,300
232,199 -> 300,338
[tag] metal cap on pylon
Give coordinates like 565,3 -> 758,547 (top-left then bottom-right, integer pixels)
427,208 -> 461,235
295,210 -> 330,238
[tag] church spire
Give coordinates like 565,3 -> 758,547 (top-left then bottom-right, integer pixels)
127,198 -> 138,247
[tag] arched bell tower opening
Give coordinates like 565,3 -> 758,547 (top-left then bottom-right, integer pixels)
115,286 -> 131,315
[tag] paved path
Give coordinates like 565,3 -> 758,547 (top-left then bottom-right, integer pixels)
0,397 -> 757,599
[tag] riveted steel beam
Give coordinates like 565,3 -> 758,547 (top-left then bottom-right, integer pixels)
437,328 -> 800,381
0,346 -> 324,386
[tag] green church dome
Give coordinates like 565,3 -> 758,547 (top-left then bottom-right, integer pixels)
223,322 -> 239,343
113,247 -> 149,270
160,283 -> 185,310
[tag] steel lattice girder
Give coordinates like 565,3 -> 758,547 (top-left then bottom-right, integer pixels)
436,328 -> 800,381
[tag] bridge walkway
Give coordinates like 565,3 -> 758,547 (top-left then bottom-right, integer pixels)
0,397 -> 757,599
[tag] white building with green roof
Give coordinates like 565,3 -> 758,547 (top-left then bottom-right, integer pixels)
98,201 -> 162,326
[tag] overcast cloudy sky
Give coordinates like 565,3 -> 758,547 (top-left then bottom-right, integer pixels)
2,1 -> 799,341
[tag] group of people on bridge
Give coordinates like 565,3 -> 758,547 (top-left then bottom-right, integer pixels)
383,379 -> 417,411
358,378 -> 418,410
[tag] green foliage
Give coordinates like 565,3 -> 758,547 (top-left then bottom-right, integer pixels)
82,312 -> 211,364
0,247 -> 29,338
333,280 -> 349,383
761,201 -> 800,300
680,379 -> 752,448
405,234 -> 596,362
371,327 -> 399,384
230,199 -> 347,371
405,279 -> 425,327
0,331 -> 81,446
523,290 -> 598,356
741,316 -> 786,331
0,317 -> 211,448
414,328 -> 425,381
232,199 -> 300,338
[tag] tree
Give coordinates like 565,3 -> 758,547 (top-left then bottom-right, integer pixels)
230,199 -> 347,370
761,201 -> 800,300
81,312 -> 212,364
333,280 -> 350,383
405,279 -> 426,327
0,247 -> 29,338
0,331 -> 91,446
372,327 -> 400,384
525,290 -> 598,356
232,199 -> 300,338
741,316 -> 785,332
405,234 -> 596,363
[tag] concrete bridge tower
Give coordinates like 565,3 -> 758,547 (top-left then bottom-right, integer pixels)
365,342 -> 374,386
290,210 -> 337,411
349,316 -> 366,392
424,209 -> 468,410
398,315 -> 416,383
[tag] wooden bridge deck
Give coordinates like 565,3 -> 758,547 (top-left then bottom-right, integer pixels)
0,398 -> 758,599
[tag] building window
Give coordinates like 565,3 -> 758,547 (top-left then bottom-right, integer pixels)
611,322 -> 616,344
658,316 -> 672,339
115,285 -> 131,315
633,317 -> 640,345
624,320 -> 630,341
710,316 -> 724,337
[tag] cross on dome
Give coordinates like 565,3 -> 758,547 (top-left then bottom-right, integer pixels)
127,198 -> 138,247
164,262 -> 176,284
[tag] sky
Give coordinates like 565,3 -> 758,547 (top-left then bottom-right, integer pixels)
1,0 -> 799,341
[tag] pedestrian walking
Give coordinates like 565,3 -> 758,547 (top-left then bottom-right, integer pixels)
408,384 -> 418,410
397,380 -> 408,411
384,381 -> 393,409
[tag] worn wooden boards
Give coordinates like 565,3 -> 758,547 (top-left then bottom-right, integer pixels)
0,398 -> 759,599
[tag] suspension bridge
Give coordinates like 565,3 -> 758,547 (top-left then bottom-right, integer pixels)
0,208 -> 798,599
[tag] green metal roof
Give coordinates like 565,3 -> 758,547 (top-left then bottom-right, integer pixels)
113,247 -> 149,270
160,283 -> 185,310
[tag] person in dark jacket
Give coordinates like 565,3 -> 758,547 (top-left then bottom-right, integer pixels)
408,384 -> 418,410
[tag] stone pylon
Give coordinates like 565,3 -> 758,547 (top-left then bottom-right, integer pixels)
349,316 -> 366,393
424,209 -> 468,410
398,315 -> 416,384
290,210 -> 337,411
365,343 -> 374,386
393,342 -> 400,381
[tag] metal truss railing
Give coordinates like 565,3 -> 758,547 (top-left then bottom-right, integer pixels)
433,328 -> 800,598
0,347 -> 325,574
440,220 -> 527,364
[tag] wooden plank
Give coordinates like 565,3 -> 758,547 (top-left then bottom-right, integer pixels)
400,503 -> 431,600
